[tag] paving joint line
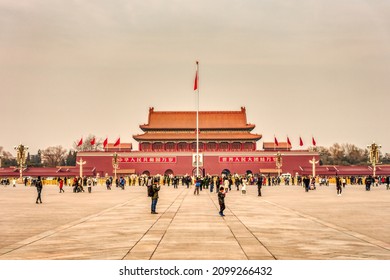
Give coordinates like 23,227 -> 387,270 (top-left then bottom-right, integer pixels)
0,196 -> 145,257
208,190 -> 277,260
149,187 -> 190,260
263,199 -> 390,252
121,187 -> 187,260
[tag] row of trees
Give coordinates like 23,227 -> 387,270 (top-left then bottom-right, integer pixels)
0,135 -> 97,168
313,143 -> 390,165
1,140 -> 390,168
0,146 -> 78,168
25,148 -> 78,167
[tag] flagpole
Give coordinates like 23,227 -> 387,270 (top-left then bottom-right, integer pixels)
196,61 -> 199,178
273,135 -> 275,151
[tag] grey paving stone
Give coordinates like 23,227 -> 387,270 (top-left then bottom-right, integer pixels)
0,183 -> 389,259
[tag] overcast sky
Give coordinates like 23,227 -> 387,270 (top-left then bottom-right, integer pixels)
1,0 -> 390,155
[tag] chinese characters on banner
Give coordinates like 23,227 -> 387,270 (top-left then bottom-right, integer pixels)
118,157 -> 177,163
117,156 -> 274,164
219,156 -> 275,163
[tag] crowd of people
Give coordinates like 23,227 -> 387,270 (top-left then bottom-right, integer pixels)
2,173 -> 389,216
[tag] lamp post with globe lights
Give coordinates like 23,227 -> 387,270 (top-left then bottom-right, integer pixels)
14,144 -> 28,180
275,152 -> 283,178
113,152 -> 119,183
367,141 -> 381,177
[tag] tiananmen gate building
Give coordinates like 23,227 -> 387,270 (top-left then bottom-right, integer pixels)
76,107 -> 321,177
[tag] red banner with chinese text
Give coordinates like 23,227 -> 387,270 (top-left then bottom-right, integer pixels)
219,156 -> 275,163
118,157 -> 177,163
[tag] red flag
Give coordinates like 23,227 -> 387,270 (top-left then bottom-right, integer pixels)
312,136 -> 317,146
90,137 -> 96,145
299,137 -> 304,147
114,137 -> 120,147
77,137 -> 83,147
287,136 -> 291,146
274,136 -> 279,146
103,138 -> 108,148
194,61 -> 198,91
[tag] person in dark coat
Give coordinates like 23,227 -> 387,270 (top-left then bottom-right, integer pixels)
336,176 -> 342,196
36,176 -> 43,204
257,174 -> 263,196
218,186 -> 226,216
151,179 -> 161,214
303,176 -> 310,192
365,176 -> 373,191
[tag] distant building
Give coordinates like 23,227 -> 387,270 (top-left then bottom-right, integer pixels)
133,107 -> 261,152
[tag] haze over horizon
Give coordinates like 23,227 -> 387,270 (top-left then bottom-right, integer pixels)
1,0 -> 390,156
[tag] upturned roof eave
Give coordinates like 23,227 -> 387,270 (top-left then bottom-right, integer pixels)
139,125 -> 256,131
133,134 -> 262,142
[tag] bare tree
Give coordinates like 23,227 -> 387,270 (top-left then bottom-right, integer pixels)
315,146 -> 333,165
0,146 -> 17,167
324,143 -> 369,165
343,143 -> 368,165
73,134 -> 103,151
41,146 -> 67,167
329,143 -> 344,165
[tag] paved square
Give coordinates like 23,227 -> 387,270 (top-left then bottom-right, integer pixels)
0,183 -> 389,260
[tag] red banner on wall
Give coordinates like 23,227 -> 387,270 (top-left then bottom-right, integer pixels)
118,157 -> 177,163
219,156 -> 275,163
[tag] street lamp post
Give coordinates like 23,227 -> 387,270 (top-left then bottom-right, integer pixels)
309,156 -> 319,178
76,157 -> 86,178
367,141 -> 381,177
14,144 -> 28,179
113,152 -> 119,183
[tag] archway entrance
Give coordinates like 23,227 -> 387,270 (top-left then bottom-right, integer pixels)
221,169 -> 231,177
192,167 -> 203,178
164,169 -> 174,175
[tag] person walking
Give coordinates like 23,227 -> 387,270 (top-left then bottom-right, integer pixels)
119,176 -> 125,190
147,176 -> 152,189
36,176 -> 43,204
194,177 -> 201,195
87,177 -> 93,193
105,177 -> 111,190
223,177 -> 229,193
215,176 -> 220,192
79,177 -> 85,192
342,177 -> 346,188
303,176 -> 310,192
218,186 -> 226,216
336,176 -> 342,196
173,176 -> 178,189
241,177 -> 247,195
59,178 -> 64,193
151,179 -> 160,214
186,175 -> 191,188
257,174 -> 263,196
365,176 -> 372,191
235,175 -> 240,191
210,177 -> 214,193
